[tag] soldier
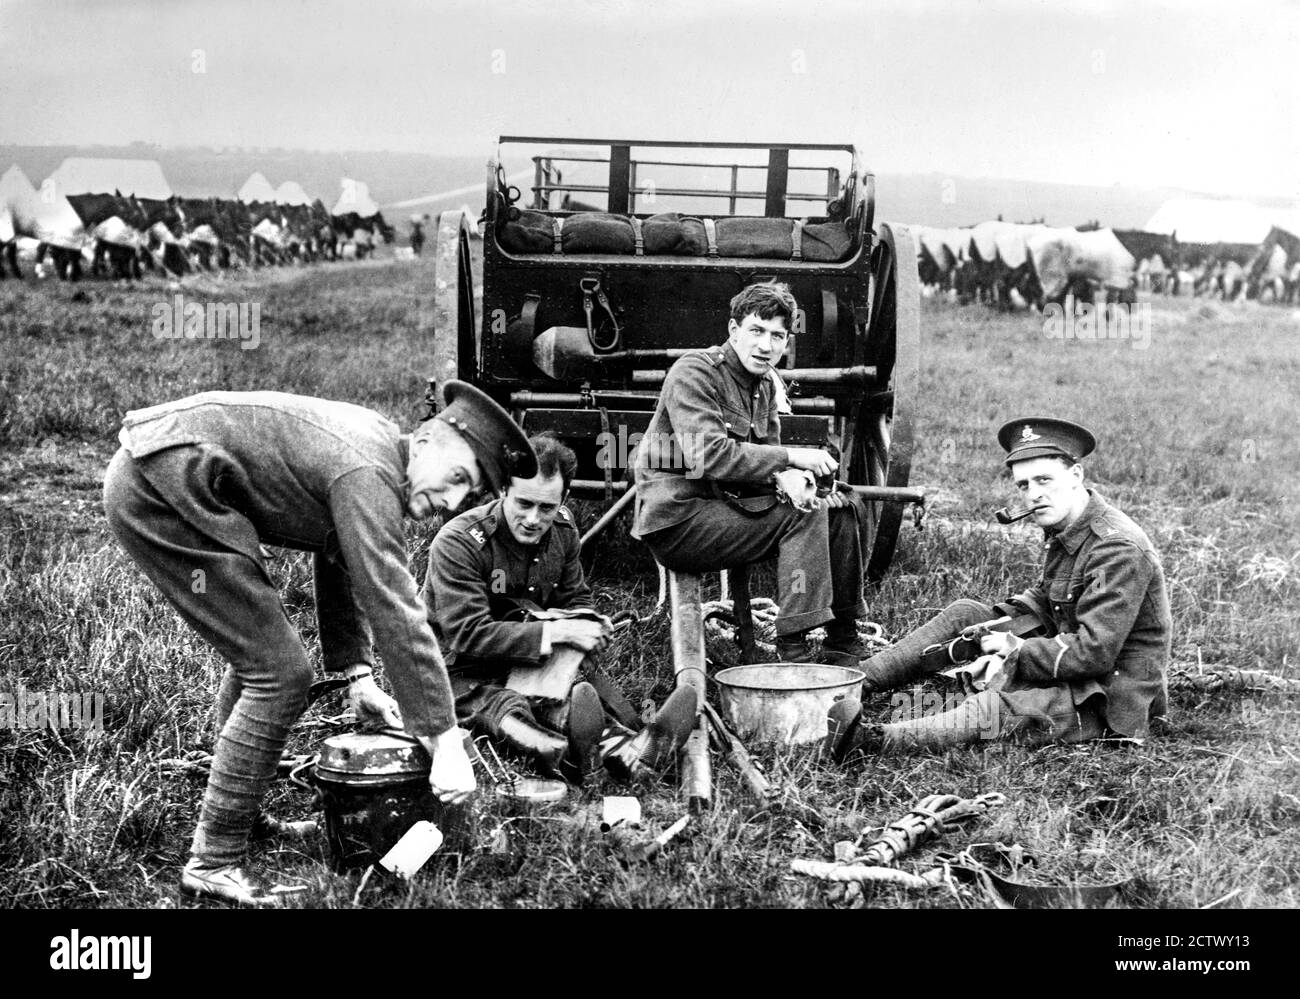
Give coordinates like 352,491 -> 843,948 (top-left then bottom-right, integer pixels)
825,417 -> 1172,759
409,214 -> 426,256
632,281 -> 876,665
424,433 -> 696,783
103,380 -> 534,906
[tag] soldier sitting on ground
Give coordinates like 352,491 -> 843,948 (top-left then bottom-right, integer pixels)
825,418 -> 1172,759
423,432 -> 696,784
632,281 -> 877,666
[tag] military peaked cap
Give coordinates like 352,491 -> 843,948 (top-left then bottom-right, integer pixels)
435,380 -> 537,493
997,417 -> 1096,466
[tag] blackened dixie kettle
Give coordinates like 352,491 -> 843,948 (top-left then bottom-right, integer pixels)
295,731 -> 473,872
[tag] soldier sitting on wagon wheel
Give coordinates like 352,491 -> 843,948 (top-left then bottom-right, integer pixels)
422,432 -> 697,784
633,281 -> 877,666
825,418 -> 1172,759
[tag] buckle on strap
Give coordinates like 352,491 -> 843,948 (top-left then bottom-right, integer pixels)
702,218 -> 719,258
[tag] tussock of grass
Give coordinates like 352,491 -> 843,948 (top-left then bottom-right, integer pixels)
1,262 -> 1297,908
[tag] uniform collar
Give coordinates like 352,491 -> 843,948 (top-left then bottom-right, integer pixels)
721,342 -> 765,388
1049,488 -> 1108,554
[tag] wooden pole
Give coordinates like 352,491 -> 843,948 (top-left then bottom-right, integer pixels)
668,569 -> 711,811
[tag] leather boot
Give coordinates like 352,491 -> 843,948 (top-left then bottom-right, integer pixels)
497,712 -> 569,777
823,618 -> 872,665
565,681 -> 606,782
776,629 -> 822,664
600,686 -> 698,782
181,858 -> 307,908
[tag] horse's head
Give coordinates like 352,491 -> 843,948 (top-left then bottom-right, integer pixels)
134,196 -> 183,236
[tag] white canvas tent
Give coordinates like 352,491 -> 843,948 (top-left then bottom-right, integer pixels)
0,164 -> 37,242
331,178 -> 380,218
275,181 -> 313,207
4,163 -> 84,249
1144,199 -> 1275,245
238,172 -> 278,203
48,158 -> 172,199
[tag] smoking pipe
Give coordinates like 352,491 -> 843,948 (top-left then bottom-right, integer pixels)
994,505 -> 1043,525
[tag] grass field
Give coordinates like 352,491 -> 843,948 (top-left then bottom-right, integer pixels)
1,254 -> 1297,909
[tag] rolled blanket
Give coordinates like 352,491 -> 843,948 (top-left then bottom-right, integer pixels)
498,210 -> 555,253
561,212 -> 635,254
642,212 -> 707,256
714,217 -> 796,258
802,220 -> 852,262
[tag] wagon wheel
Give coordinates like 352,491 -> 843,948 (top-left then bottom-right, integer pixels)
430,210 -> 478,389
846,221 -> 920,584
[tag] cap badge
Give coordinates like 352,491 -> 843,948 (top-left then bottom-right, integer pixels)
1020,425 -> 1041,442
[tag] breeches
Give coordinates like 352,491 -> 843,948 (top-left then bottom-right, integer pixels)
865,598 -> 1105,750
104,446 -> 313,866
642,498 -> 869,636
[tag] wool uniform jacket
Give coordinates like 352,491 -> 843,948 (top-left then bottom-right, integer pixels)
116,390 -> 458,741
424,498 -> 593,671
632,342 -> 789,538
1004,490 -> 1172,738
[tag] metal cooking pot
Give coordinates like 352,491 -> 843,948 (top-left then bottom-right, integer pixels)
293,731 -> 471,872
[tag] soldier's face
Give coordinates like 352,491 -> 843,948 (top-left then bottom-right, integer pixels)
502,472 -> 566,545
406,423 -> 483,519
1011,457 -> 1086,530
727,312 -> 790,376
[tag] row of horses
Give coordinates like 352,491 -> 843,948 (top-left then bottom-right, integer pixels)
913,220 -> 1300,310
0,193 -> 397,282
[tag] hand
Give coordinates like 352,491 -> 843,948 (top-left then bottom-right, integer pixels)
428,727 -> 476,804
774,468 -> 817,512
966,654 -> 1009,689
786,447 -> 838,477
813,483 -> 852,510
547,618 -> 611,654
348,675 -> 403,730
979,631 -> 1024,657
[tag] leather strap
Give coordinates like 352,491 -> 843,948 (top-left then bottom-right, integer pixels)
711,482 -> 779,515
551,216 -> 564,254
792,219 -> 804,261
630,216 -> 644,255
702,218 -> 719,258
580,276 -> 621,351
821,287 -> 838,343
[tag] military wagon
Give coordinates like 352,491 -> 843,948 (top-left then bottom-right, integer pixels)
430,136 -> 923,581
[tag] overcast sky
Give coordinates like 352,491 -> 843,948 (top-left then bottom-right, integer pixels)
1,0 -> 1296,200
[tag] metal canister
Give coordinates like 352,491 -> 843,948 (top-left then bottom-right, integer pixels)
308,732 -> 471,872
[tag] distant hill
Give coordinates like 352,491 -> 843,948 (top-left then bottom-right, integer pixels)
2,142 -> 1288,231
